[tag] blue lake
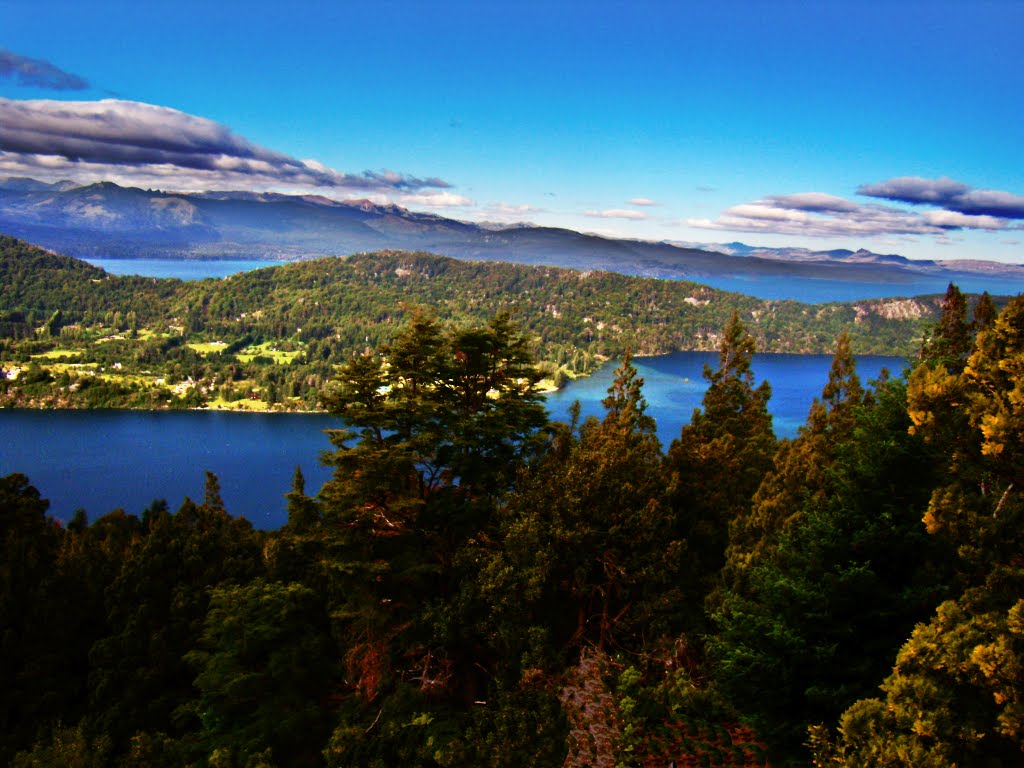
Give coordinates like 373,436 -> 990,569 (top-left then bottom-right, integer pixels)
547,350 -> 903,444
693,272 -> 1024,303
8,258 -> 909,527
85,258 -> 286,280
0,410 -> 337,531
1,351 -> 903,529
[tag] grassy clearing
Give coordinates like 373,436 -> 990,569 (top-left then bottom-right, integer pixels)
92,372 -> 160,387
187,341 -> 229,355
235,341 -> 303,364
42,362 -> 96,374
206,394 -> 270,411
31,348 -> 83,359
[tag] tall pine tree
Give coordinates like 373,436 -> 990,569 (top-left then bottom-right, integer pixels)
317,314 -> 549,766
709,333 -> 948,759
667,312 -> 775,605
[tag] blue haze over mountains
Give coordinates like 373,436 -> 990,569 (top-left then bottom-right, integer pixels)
3,176 -> 1023,302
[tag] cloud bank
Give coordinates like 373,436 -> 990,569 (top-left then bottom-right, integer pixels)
691,177 -> 1024,239
482,202 -> 548,219
584,208 -> 648,220
399,190 -> 474,207
859,176 -> 1024,219
0,98 -> 452,197
489,202 -> 545,215
0,50 -> 89,90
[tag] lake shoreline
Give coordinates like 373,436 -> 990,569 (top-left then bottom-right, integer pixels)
2,348 -> 909,415
2,351 -> 905,527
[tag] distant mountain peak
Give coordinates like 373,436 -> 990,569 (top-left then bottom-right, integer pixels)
341,199 -> 412,216
296,194 -> 345,207
81,180 -> 125,191
472,220 -> 540,231
0,176 -> 81,192
1,177 -> 1022,285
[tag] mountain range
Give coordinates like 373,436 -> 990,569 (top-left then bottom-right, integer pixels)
2,176 -> 1023,286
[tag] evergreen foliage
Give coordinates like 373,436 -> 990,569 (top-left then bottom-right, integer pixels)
667,312 -> 776,606
709,334 -> 953,759
820,295 -> 1024,766
3,295 -> 1024,767
486,354 -> 679,662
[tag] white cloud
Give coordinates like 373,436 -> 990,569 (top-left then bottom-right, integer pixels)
488,202 -> 546,215
859,176 -> 1024,219
764,192 -> 860,213
628,197 -> 658,206
858,176 -> 970,204
398,190 -> 475,207
343,192 -> 391,205
581,225 -> 632,239
724,203 -> 813,223
456,201 -> 548,226
690,187 -> 1023,239
922,210 -> 1005,230
0,97 -> 453,194
584,208 -> 648,220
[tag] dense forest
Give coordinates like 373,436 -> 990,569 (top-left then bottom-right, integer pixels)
3,279 -> 1021,767
0,235 -> 966,410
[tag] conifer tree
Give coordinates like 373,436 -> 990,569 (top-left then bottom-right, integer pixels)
921,282 -> 971,369
826,568 -> 1024,768
709,334 -> 946,758
284,465 -> 320,532
667,312 -> 775,603
0,474 -> 60,763
483,354 -> 678,663
203,470 -> 225,512
317,314 -> 549,764
906,293 -> 1024,571
266,466 -> 324,585
725,331 -> 862,565
973,290 -> 997,334
906,283 -> 982,489
87,491 -> 264,747
812,298 -> 1024,766
186,579 -> 335,768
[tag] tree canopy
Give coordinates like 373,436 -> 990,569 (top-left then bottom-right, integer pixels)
4,296 -> 1024,767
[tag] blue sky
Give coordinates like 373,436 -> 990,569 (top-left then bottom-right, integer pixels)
1,0 -> 1022,262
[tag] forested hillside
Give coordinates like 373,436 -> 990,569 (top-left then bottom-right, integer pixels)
0,235 -> 972,410
3,285 -> 1022,767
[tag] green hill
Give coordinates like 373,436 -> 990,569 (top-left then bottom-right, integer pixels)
0,234 -> 954,410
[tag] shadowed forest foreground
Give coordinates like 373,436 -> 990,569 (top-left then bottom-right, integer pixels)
3,286 -> 1023,768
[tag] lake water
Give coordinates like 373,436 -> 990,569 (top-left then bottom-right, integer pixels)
693,272 -> 1024,303
1,410 -> 337,531
10,258 -> 910,527
1,351 -> 903,529
547,350 -> 903,444
85,258 -> 286,280
83,257 -> 1024,303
